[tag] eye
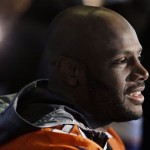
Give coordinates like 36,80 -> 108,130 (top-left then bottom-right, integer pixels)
113,57 -> 128,65
138,55 -> 143,62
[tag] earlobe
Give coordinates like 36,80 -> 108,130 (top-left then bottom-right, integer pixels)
56,56 -> 79,86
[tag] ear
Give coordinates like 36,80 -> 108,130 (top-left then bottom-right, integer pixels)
56,56 -> 80,86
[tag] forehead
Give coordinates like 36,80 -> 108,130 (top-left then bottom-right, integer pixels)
86,21 -> 142,63
107,27 -> 142,57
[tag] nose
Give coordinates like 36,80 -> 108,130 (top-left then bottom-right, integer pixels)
130,61 -> 149,82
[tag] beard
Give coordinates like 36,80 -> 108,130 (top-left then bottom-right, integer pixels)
85,66 -> 142,126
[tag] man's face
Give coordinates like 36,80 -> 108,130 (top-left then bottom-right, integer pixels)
83,23 -> 149,124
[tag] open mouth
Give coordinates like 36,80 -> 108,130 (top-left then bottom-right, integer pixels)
127,90 -> 144,105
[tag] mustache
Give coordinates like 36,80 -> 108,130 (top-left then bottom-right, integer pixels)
126,82 -> 145,92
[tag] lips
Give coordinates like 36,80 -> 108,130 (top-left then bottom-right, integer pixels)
126,87 -> 145,104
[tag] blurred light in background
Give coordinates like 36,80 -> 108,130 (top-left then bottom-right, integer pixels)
83,0 -> 104,6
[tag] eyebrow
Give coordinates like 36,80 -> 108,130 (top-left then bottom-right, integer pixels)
109,48 -> 142,57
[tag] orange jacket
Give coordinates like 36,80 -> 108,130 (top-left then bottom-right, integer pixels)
0,125 -> 125,150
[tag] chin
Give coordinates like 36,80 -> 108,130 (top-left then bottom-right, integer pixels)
119,103 -> 142,120
122,112 -> 143,122
114,109 -> 143,122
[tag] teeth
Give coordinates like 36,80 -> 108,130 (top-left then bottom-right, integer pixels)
129,91 -> 141,96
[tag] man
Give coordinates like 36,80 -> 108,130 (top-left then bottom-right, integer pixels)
0,6 -> 149,150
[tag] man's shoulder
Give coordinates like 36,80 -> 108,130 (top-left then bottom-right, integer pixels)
0,125 -> 104,150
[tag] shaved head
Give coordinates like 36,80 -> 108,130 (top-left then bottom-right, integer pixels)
46,6 -> 135,64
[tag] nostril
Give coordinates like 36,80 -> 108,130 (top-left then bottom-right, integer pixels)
136,62 -> 149,81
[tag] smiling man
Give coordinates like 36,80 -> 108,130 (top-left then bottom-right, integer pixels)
0,6 -> 149,150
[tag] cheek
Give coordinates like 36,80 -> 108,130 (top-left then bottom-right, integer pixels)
105,71 -> 127,92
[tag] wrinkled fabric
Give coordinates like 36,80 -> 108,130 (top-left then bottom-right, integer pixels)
0,125 -> 104,150
0,94 -> 16,113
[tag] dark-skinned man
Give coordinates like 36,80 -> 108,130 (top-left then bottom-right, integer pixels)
0,6 -> 149,150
